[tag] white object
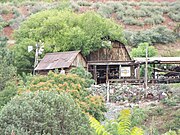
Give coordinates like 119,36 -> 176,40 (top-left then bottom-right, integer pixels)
28,46 -> 33,52
38,45 -> 44,55
121,67 -> 131,77
60,69 -> 65,74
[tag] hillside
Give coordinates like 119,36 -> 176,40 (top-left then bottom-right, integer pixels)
0,0 -> 179,56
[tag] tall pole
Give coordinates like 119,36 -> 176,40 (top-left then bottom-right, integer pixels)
145,45 -> 148,95
33,43 -> 39,75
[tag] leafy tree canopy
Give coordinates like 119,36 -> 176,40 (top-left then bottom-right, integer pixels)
130,42 -> 157,57
14,10 -> 125,70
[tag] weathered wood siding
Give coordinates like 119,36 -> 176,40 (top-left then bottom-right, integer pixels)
87,41 -> 131,61
71,54 -> 87,68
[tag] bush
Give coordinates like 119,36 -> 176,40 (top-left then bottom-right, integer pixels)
90,109 -> 144,135
77,0 -> 92,6
125,26 -> 177,46
70,67 -> 95,87
0,81 -> 17,110
18,72 -> 106,120
152,15 -> 165,24
107,2 -> 125,12
116,11 -> 124,20
0,39 -> 17,91
98,4 -> 114,18
122,17 -> 138,25
144,18 -> 154,25
0,91 -> 92,134
168,12 -> 180,22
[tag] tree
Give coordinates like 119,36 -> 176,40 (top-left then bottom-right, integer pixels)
130,42 -> 157,78
130,42 -> 157,57
0,91 -> 92,135
14,10 -> 125,71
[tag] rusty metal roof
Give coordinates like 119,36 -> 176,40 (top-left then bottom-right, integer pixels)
35,51 -> 81,70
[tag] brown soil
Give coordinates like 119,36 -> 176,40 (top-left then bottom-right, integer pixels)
18,6 -> 29,17
155,41 -> 180,57
3,26 -> 14,39
1,13 -> 14,22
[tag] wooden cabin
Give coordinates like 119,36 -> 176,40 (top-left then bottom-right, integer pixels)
35,51 -> 87,74
87,40 -> 136,84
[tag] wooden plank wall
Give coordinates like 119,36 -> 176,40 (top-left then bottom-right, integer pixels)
87,41 -> 131,61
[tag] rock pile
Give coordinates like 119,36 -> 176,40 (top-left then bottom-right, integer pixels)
89,84 -> 170,103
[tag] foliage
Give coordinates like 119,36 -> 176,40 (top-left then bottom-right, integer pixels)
130,42 -> 157,57
162,130 -> 179,135
70,67 -> 95,87
0,91 -> 92,134
89,116 -> 111,135
0,37 -> 17,91
125,26 -> 177,46
98,4 -> 114,18
0,80 -> 17,110
18,71 -> 106,120
89,109 -> 144,135
161,97 -> 178,107
14,10 -> 125,71
131,107 -> 148,127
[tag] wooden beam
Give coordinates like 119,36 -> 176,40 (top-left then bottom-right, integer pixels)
94,65 -> 97,84
106,65 -> 109,83
119,65 -> 121,79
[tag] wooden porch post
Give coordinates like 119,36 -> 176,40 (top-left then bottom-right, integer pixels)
106,65 -> 109,83
136,64 -> 140,79
106,65 -> 109,102
94,65 -> 97,84
119,64 -> 121,79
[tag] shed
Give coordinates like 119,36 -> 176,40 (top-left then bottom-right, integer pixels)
87,40 -> 136,84
35,51 -> 87,74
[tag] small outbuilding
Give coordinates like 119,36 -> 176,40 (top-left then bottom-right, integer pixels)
35,51 -> 87,74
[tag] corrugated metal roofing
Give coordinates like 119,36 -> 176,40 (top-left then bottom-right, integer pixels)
35,51 -> 80,70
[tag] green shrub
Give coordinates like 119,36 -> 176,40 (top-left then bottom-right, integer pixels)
131,107 -> 148,127
77,0 -> 92,6
98,4 -> 114,18
0,39 -> 17,91
144,18 -> 154,25
116,11 -> 124,20
122,17 -> 139,25
162,130 -> 179,135
168,12 -> 180,22
18,72 -> 106,121
0,9 -> 11,14
0,91 -> 92,134
152,15 -> 165,24
90,109 -> 144,135
135,10 -> 147,18
124,8 -> 136,17
125,26 -> 177,46
0,81 -> 17,110
70,67 -> 95,87
107,2 -> 125,12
